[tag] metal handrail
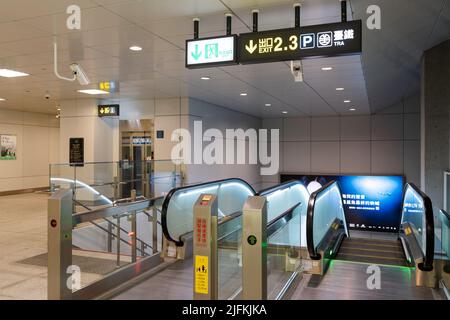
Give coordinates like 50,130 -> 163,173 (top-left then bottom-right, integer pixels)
257,180 -> 303,196
306,180 -> 346,260
402,183 -> 435,271
89,220 -> 149,256
73,197 -> 163,256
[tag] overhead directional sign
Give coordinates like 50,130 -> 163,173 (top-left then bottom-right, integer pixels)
98,104 -> 120,117
186,35 -> 238,69
238,20 -> 362,64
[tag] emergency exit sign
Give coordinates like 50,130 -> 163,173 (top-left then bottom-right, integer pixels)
98,104 -> 120,117
186,35 -> 238,69
238,20 -> 362,64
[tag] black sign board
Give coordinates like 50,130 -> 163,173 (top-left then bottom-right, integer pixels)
156,130 -> 164,139
98,104 -> 120,117
238,20 -> 362,64
69,138 -> 84,167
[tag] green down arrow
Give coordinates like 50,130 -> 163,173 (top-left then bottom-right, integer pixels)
191,44 -> 202,60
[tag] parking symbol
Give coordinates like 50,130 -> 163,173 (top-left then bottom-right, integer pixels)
317,31 -> 333,48
300,33 -> 315,49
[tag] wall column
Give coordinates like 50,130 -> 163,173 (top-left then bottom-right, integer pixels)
422,40 -> 450,209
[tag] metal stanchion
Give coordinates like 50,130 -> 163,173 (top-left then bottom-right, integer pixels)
242,196 -> 268,300
193,194 -> 218,300
48,189 -> 73,300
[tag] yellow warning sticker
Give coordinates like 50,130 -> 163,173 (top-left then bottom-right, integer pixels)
405,227 -> 412,236
195,255 -> 208,294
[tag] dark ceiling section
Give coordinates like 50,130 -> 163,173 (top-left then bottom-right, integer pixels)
351,0 -> 450,112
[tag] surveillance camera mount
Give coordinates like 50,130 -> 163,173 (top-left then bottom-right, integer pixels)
53,40 -> 90,85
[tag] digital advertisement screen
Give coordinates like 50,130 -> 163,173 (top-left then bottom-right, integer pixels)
281,174 -> 405,233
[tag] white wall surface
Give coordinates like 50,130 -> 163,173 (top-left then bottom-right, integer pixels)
187,98 -> 262,189
262,95 -> 421,186
0,109 -> 59,192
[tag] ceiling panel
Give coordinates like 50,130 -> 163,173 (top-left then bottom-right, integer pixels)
0,0 -> 446,118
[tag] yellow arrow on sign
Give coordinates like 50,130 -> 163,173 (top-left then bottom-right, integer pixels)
245,40 -> 257,54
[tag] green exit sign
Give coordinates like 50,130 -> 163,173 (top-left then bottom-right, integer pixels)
186,35 -> 238,69
98,104 -> 120,117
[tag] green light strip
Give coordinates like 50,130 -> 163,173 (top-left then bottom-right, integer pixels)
331,259 -> 414,271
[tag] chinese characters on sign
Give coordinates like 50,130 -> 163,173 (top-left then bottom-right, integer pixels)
98,104 -> 120,117
195,218 -> 207,247
186,35 -> 237,68
238,20 -> 362,64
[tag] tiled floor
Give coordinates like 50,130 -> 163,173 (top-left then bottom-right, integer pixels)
0,193 -> 49,300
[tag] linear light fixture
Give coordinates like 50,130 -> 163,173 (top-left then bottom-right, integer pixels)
77,89 -> 109,95
0,69 -> 29,78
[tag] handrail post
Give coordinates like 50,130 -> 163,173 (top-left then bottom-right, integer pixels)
48,189 -> 73,300
242,196 -> 267,300
116,214 -> 121,268
152,205 -> 158,254
130,189 -> 137,262
193,194 -> 218,300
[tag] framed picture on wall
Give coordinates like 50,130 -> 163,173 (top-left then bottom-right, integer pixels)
0,134 -> 17,160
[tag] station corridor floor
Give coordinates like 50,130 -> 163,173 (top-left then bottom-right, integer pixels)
0,193 -> 48,300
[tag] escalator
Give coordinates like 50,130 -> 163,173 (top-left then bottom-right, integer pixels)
111,179 -> 311,300
297,180 -> 442,299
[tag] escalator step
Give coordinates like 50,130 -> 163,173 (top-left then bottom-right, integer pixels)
335,237 -> 408,267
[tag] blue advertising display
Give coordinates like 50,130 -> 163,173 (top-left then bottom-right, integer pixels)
280,174 -> 405,233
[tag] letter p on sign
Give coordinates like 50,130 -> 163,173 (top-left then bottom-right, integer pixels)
300,33 -> 315,49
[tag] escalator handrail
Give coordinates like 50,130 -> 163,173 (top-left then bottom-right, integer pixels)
256,180 -> 303,197
402,183 -> 434,271
306,180 -> 344,260
161,178 -> 256,246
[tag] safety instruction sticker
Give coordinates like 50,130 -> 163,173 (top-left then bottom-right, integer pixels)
195,255 -> 208,294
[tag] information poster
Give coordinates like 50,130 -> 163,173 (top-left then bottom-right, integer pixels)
281,174 -> 405,233
0,134 -> 17,160
69,138 -> 84,167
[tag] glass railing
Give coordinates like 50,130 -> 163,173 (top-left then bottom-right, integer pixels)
48,190 -> 164,299
258,181 -> 310,247
307,181 -> 348,260
217,213 -> 243,300
161,178 -> 256,246
257,180 -> 308,300
401,183 -> 435,271
49,160 -> 182,210
439,210 -> 450,291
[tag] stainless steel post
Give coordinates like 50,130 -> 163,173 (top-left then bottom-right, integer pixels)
116,214 -> 121,268
193,194 -> 218,300
107,221 -> 113,253
113,176 -> 119,202
48,189 -> 73,300
242,196 -> 267,300
130,189 -> 137,262
152,206 -> 158,254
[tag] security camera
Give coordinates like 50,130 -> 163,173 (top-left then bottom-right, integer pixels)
69,63 -> 90,85
290,60 -> 304,82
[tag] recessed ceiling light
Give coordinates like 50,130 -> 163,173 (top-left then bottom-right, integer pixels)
336,87 -> 345,91
77,89 -> 109,95
349,108 -> 356,111
240,93 -> 248,96
265,103 -> 272,107
0,69 -> 29,78
321,67 -> 333,71
344,100 -> 351,103
129,46 -> 143,51
201,77 -> 211,80
282,111 -> 288,114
